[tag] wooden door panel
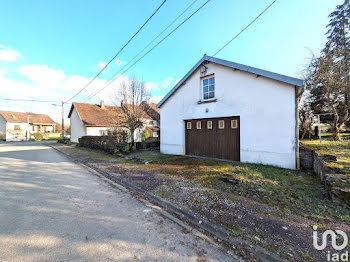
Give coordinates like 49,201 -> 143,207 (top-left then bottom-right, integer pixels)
185,117 -> 240,161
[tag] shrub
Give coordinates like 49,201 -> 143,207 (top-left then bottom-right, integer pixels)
135,141 -> 160,150
33,133 -> 43,141
58,138 -> 70,144
142,128 -> 151,140
78,134 -> 129,154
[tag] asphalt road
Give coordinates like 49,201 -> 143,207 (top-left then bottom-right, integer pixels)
0,143 -> 236,262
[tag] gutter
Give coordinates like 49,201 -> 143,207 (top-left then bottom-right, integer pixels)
295,86 -> 305,170
31,123 -> 56,125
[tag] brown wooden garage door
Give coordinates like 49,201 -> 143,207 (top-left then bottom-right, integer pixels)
185,116 -> 240,161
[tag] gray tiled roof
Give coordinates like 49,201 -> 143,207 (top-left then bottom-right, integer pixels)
157,55 -> 304,108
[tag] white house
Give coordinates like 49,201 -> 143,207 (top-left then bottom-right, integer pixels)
0,111 -> 56,141
157,55 -> 304,169
68,101 -> 160,143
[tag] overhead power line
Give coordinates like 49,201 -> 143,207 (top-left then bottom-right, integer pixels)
65,0 -> 168,103
213,0 -> 278,56
82,0 -> 199,102
83,0 -> 212,102
0,97 -> 60,103
109,0 -> 201,77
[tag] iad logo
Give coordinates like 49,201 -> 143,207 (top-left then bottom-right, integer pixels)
313,225 -> 349,261
313,225 -> 348,250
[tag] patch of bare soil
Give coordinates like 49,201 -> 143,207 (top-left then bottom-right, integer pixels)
53,144 -> 350,262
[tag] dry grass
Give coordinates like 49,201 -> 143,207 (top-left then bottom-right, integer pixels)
126,150 -> 350,224
56,144 -> 350,224
301,136 -> 350,173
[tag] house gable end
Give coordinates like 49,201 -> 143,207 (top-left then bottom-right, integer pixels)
157,55 -> 303,108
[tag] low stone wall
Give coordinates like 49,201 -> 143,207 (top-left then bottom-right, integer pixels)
300,145 -> 350,207
300,148 -> 313,170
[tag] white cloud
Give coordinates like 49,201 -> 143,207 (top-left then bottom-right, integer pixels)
0,62 -> 160,123
145,76 -> 176,92
18,64 -> 65,85
115,59 -> 123,66
0,44 -> 20,62
97,61 -> 107,69
149,96 -> 163,103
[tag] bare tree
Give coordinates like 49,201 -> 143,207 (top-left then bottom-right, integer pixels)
116,76 -> 150,150
299,92 -> 314,139
306,51 -> 350,140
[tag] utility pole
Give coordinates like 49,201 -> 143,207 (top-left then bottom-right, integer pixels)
52,102 -> 66,139
61,101 -> 65,139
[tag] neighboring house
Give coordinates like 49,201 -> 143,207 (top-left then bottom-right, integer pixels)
0,111 -> 56,141
157,55 -> 304,169
141,102 -> 160,138
68,101 -> 160,143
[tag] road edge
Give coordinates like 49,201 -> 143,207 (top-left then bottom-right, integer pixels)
49,144 -> 285,262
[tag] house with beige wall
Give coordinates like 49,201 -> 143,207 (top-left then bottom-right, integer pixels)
0,111 -> 56,141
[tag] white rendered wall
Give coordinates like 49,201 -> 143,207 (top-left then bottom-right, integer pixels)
70,108 -> 86,143
86,126 -> 143,142
86,126 -> 109,136
5,122 -> 27,141
160,62 -> 296,169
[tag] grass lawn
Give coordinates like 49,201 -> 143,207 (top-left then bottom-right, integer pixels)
301,135 -> 350,173
320,132 -> 350,137
58,145 -> 350,223
125,150 -> 350,224
47,136 -> 61,140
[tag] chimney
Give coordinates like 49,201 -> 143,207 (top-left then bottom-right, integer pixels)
100,100 -> 105,109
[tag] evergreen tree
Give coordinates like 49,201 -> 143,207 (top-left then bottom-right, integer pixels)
325,0 -> 350,63
306,0 -> 350,140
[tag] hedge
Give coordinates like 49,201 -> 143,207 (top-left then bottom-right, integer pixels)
33,133 -> 43,141
78,136 -> 160,154
135,141 -> 160,150
78,136 -> 128,154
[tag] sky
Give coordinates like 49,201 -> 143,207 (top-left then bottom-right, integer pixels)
0,0 -> 343,123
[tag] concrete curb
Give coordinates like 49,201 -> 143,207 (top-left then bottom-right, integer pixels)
50,145 -> 285,262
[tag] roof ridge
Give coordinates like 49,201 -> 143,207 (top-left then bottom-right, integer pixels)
0,110 -> 50,115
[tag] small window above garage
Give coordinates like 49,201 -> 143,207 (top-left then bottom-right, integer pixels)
202,76 -> 215,101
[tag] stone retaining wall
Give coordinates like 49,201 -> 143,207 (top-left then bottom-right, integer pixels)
300,145 -> 350,207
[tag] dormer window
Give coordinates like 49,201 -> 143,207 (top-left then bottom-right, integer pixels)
202,76 -> 215,100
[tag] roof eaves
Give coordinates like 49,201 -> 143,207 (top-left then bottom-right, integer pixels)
68,102 -> 85,126
31,122 -> 56,125
157,56 -> 206,108
206,56 -> 304,87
